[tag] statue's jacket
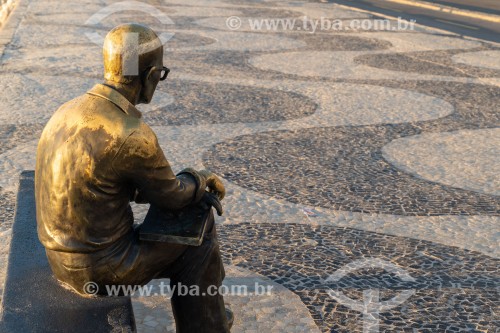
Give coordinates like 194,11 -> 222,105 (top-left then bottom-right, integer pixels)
35,84 -> 204,288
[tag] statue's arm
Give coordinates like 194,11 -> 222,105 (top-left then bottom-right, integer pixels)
111,126 -> 205,210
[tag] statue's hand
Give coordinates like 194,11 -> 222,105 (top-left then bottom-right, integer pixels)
198,170 -> 226,200
201,192 -> 223,216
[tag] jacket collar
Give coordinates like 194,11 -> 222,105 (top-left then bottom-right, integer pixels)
87,84 -> 142,118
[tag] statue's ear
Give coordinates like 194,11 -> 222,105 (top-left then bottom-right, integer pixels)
142,66 -> 156,83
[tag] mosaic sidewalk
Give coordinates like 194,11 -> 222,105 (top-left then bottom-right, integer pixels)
0,0 -> 498,332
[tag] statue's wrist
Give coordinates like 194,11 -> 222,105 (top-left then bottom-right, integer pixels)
177,168 -> 206,202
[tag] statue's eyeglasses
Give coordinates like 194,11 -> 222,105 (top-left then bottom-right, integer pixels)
159,66 -> 170,81
147,66 -> 170,81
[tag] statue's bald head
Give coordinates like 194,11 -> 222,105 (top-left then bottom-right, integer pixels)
103,23 -> 163,84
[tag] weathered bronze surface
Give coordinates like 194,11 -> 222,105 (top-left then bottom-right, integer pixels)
35,23 -> 230,332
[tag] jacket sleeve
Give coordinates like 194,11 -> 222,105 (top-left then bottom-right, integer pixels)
111,123 -> 206,210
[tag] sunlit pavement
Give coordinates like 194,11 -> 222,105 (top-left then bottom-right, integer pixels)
0,0 -> 498,332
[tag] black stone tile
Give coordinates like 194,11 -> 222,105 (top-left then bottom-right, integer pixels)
147,80 -> 317,125
205,123 -> 499,216
354,48 -> 500,78
218,223 -> 499,332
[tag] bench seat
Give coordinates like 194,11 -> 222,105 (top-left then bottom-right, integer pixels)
0,171 -> 136,333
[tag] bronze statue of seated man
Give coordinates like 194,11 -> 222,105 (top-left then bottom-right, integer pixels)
35,23 -> 232,332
